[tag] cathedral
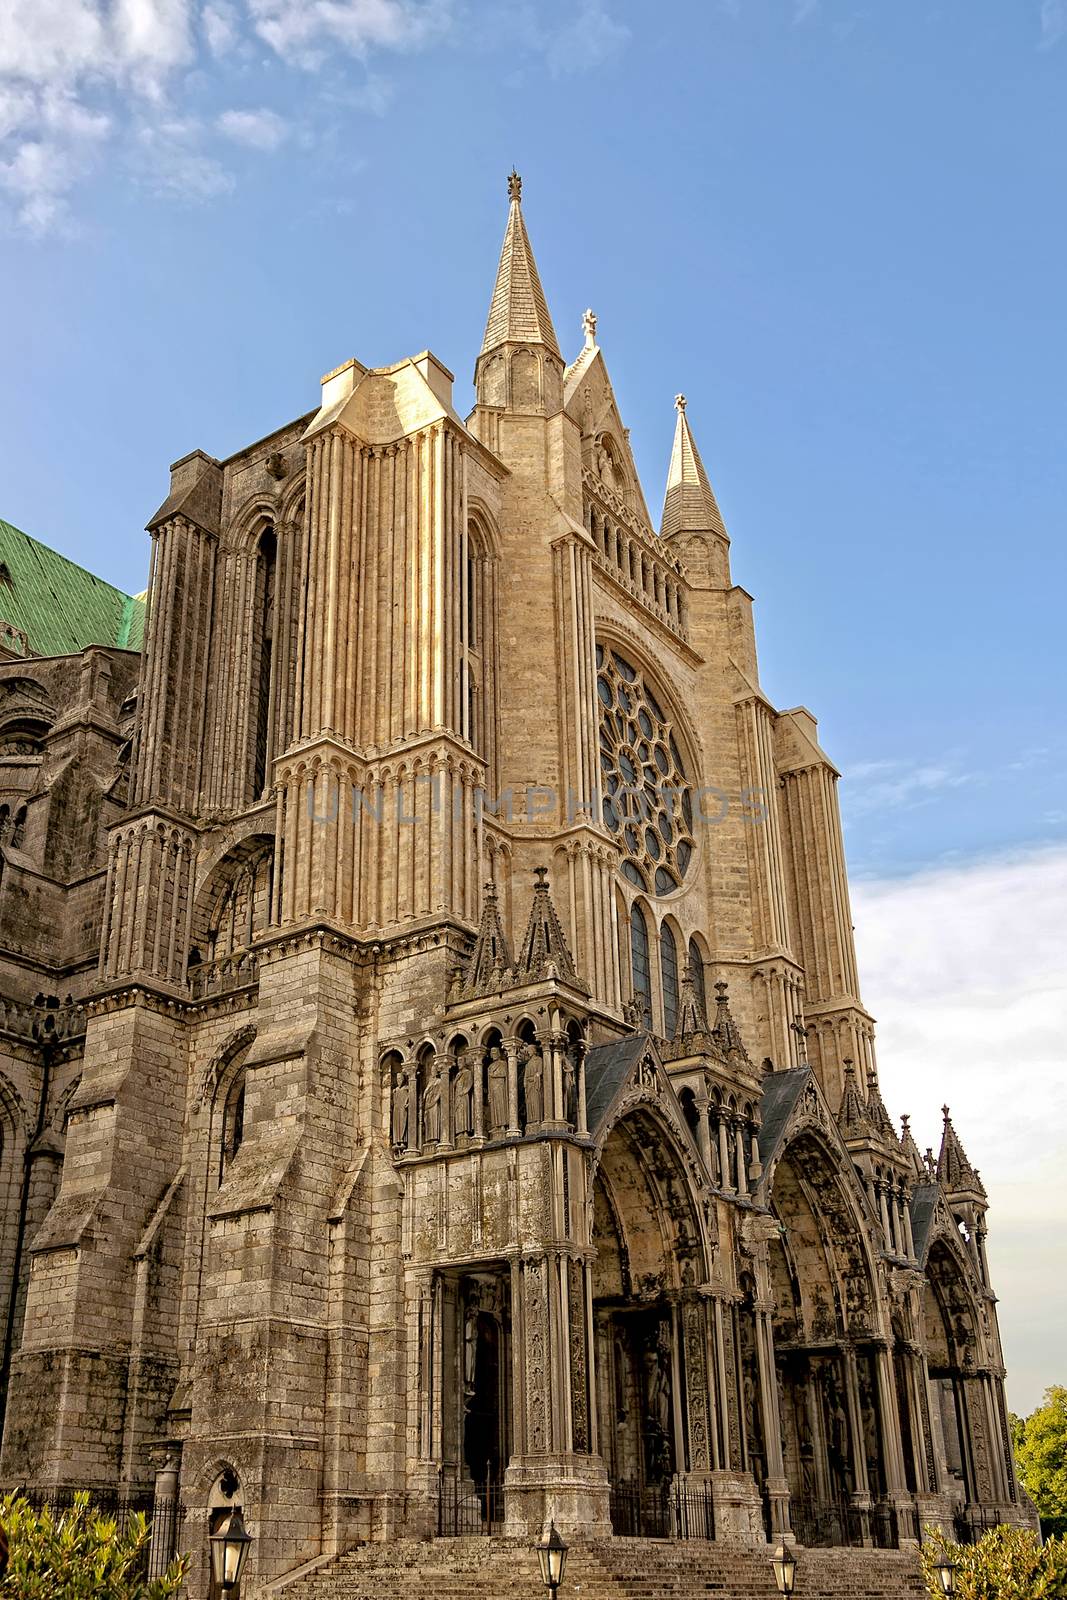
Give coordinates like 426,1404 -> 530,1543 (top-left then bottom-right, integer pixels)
0,174 -> 1030,1595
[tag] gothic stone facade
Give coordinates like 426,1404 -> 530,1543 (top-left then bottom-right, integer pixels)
0,177 -> 1031,1593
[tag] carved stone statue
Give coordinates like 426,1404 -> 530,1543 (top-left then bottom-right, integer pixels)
561,1047 -> 576,1126
523,1049 -> 544,1127
487,1047 -> 508,1132
391,1066 -> 409,1148
423,1067 -> 442,1144
453,1055 -> 474,1136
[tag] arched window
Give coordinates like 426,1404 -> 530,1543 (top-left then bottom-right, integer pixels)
251,527 -> 277,798
460,519 -> 492,759
660,923 -> 679,1038
630,903 -> 652,1029
219,1069 -> 246,1182
688,936 -> 708,1021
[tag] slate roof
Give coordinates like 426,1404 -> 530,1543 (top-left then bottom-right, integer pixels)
756,1067 -> 811,1168
0,517 -> 145,658
910,1181 -> 940,1263
584,1035 -> 649,1137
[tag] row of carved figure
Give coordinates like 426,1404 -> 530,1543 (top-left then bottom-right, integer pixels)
388,1031 -> 586,1153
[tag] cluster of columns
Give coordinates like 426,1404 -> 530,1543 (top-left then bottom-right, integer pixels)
868,1172 -> 916,1259
688,1096 -> 761,1196
392,1031 -> 589,1156
585,498 -> 688,637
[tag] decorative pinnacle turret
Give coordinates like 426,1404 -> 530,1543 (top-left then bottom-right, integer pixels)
508,169 -> 522,203
661,392 -> 728,541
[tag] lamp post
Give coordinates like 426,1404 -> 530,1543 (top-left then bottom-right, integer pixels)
771,1543 -> 797,1596
537,1522 -> 569,1600
209,1506 -> 253,1595
933,1553 -> 958,1597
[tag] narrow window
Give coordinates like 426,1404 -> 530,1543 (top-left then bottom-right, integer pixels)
219,1070 -> 246,1182
630,903 -> 652,1030
660,923 -> 679,1038
251,528 -> 277,798
688,936 -> 708,1021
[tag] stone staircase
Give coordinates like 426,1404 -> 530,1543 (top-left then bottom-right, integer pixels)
272,1535 -> 928,1600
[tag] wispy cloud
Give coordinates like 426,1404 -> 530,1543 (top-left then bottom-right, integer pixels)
843,754 -> 973,816
543,0 -> 630,76
0,0 -> 455,233
217,106 -> 288,150
1040,0 -> 1067,49
853,845 -> 1067,1412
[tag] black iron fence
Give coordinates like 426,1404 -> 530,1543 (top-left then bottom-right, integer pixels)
9,1486 -> 186,1580
437,1475 -> 505,1536
608,1480 -> 715,1541
953,1505 -> 1001,1545
789,1494 -> 917,1550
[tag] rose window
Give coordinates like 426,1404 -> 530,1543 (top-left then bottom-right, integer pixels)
595,644 -> 695,895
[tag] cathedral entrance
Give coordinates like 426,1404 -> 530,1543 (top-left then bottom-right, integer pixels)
590,1106 -> 712,1538
435,1267 -> 512,1534
768,1132 -> 896,1546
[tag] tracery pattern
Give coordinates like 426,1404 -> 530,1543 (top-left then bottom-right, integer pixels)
595,644 -> 694,894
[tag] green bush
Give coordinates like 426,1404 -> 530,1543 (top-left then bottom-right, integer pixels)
1012,1387 -> 1067,1537
921,1523 -> 1067,1599
0,1491 -> 187,1599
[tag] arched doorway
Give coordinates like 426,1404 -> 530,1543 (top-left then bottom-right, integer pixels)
923,1239 -> 981,1508
591,1105 -> 712,1535
767,1131 -> 891,1545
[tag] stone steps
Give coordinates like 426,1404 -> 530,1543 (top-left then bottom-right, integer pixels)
274,1536 -> 928,1600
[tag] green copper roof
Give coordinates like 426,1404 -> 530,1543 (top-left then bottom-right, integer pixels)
0,518 -> 145,658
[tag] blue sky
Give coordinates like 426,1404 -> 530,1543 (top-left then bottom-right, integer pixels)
2,0 -> 1065,1406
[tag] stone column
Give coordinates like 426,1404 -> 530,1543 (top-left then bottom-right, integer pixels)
718,1116 -> 733,1193
874,1344 -> 910,1500
694,1094 -> 713,1172
734,1119 -> 748,1196
755,1304 -> 791,1538
842,1346 -> 873,1543
504,1038 -> 521,1136
435,1052 -> 454,1151
470,1050 -> 485,1142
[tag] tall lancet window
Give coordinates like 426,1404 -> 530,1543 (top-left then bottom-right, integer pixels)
630,902 -> 652,1030
688,936 -> 708,1021
460,516 -> 494,762
660,922 -> 679,1039
251,527 -> 277,799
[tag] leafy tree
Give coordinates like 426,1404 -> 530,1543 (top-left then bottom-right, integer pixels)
921,1524 -> 1067,1599
1013,1387 -> 1067,1535
0,1491 -> 187,1600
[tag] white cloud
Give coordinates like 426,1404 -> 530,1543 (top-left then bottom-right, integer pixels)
202,1 -> 238,55
843,755 -> 973,817
852,845 -> 1067,1413
1040,0 -> 1067,49
135,116 -> 233,199
246,0 -> 452,67
217,106 -> 288,149
544,0 -> 630,75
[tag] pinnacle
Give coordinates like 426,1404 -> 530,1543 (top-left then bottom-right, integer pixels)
479,172 -> 561,360
937,1105 -> 986,1197
660,395 -> 728,540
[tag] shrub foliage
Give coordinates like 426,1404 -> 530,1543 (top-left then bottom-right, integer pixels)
0,1491 -> 187,1599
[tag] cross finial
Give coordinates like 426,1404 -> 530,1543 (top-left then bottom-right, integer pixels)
508,169 -> 522,203
533,865 -> 549,890
582,307 -> 597,347
714,980 -> 729,1004
675,393 -> 687,413
942,1104 -> 951,1122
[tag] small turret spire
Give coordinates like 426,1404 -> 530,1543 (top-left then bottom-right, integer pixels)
937,1106 -> 987,1197
661,394 -> 728,541
478,171 -> 560,361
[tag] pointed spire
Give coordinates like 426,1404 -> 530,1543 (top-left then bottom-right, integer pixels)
672,957 -> 710,1042
479,171 -> 560,360
937,1106 -> 987,1197
460,881 -> 513,998
865,1065 -> 897,1141
899,1114 -> 926,1178
661,394 -> 728,541
837,1059 -> 874,1138
710,980 -> 751,1066
515,868 -> 586,990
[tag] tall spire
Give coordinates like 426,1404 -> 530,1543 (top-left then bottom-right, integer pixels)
479,171 -> 560,360
661,394 -> 728,541
937,1106 -> 987,1197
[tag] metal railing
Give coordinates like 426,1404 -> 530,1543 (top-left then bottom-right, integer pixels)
437,1475 -> 505,1536
953,1505 -> 1002,1545
789,1493 -> 918,1549
10,1486 -> 186,1579
608,1480 -> 715,1541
